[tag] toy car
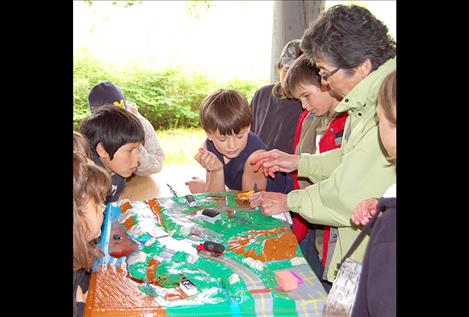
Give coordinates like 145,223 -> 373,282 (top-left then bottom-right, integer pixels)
200,208 -> 221,224
196,241 -> 225,257
185,194 -> 198,207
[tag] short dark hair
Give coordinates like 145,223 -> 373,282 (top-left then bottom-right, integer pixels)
80,105 -> 144,160
284,54 -> 321,98
199,89 -> 251,135
301,5 -> 396,73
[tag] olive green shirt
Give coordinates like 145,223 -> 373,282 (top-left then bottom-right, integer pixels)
287,58 -> 396,282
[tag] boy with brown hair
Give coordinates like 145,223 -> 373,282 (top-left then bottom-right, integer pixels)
283,53 -> 346,291
186,88 -> 293,194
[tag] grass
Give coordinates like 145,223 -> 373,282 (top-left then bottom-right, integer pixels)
155,127 -> 206,165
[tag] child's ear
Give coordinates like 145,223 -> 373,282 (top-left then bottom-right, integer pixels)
96,143 -> 110,160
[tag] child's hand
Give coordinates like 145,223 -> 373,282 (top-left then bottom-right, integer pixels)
185,176 -> 206,194
76,285 -> 87,303
195,148 -> 223,172
248,191 -> 289,215
250,149 -> 300,178
351,198 -> 379,226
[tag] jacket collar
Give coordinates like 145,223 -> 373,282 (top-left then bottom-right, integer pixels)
335,57 -> 396,113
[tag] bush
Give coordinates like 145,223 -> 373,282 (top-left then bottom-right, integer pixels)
73,54 -> 266,130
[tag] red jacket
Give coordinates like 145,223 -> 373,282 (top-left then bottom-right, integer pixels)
318,112 -> 348,267
292,111 -> 348,267
291,110 -> 309,191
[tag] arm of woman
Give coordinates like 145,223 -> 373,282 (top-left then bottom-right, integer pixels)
248,191 -> 289,215
250,149 -> 300,178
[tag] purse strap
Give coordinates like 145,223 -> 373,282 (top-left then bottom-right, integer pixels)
337,209 -> 381,270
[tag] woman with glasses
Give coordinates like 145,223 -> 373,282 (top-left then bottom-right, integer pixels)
248,4 -> 396,285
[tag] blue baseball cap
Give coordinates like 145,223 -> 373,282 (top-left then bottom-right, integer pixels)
88,81 -> 127,112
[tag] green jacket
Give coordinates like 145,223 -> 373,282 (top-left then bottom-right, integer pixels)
287,58 -> 396,282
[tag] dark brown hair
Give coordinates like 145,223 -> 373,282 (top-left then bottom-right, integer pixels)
283,54 -> 322,98
301,5 -> 395,73
73,153 -> 111,271
80,105 -> 144,160
199,89 -> 252,135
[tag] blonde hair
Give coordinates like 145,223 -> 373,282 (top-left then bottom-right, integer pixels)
378,70 -> 396,162
73,153 -> 111,271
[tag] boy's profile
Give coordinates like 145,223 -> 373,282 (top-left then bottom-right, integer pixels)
186,88 -> 293,194
80,105 -> 145,202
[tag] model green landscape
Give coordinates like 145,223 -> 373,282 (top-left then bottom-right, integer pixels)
95,191 -> 326,316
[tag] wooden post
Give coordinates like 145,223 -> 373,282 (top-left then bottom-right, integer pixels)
270,0 -> 324,83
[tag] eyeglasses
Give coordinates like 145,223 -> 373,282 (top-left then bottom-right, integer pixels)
318,67 -> 341,81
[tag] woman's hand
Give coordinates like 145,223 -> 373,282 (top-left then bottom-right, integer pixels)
351,198 -> 379,226
250,149 -> 300,178
248,191 -> 289,215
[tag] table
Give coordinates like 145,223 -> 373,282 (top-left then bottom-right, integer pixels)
119,175 -> 161,201
85,192 -> 327,316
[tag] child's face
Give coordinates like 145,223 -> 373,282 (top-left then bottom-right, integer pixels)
293,83 -> 338,116
83,197 -> 106,241
377,104 -> 396,161
207,127 -> 250,159
100,142 -> 141,177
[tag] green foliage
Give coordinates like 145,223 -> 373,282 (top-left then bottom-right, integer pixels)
73,54 -> 266,130
156,128 -> 206,165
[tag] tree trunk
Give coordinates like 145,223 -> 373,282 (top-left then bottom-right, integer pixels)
271,0 -> 324,83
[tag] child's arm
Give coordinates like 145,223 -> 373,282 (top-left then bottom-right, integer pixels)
185,176 -> 206,194
76,285 -> 87,303
194,147 -> 225,192
242,149 -> 268,191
